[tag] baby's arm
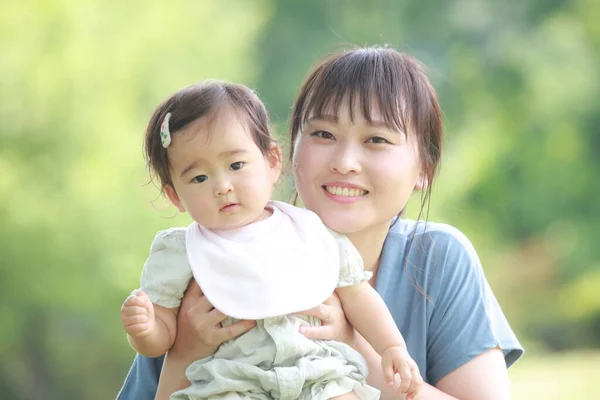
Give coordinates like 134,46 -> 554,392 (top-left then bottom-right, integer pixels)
336,282 -> 406,355
121,290 -> 178,358
337,282 -> 421,396
122,228 -> 192,357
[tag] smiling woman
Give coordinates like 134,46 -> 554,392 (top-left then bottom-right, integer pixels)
294,106 -> 425,235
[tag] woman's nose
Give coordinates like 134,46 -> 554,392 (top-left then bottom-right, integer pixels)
329,145 -> 362,175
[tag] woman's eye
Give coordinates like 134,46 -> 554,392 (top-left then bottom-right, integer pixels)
230,161 -> 245,171
310,130 -> 335,140
192,175 -> 208,183
367,136 -> 391,144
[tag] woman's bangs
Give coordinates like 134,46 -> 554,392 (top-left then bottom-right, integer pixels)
300,51 -> 409,135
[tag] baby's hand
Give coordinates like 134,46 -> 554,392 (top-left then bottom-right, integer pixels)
121,290 -> 156,338
381,345 -> 423,399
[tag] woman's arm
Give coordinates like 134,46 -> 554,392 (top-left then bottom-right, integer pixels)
154,281 -> 256,399
434,348 -> 510,400
154,353 -> 195,400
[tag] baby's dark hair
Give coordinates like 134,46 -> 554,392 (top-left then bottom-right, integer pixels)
144,80 -> 276,191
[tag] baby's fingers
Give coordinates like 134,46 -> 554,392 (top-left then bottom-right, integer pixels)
121,305 -> 149,317
405,365 -> 423,399
381,356 -> 396,386
122,294 -> 145,308
124,314 -> 150,326
396,363 -> 412,394
122,314 -> 151,336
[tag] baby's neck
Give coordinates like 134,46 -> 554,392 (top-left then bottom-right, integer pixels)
208,206 -> 274,235
253,207 -> 274,223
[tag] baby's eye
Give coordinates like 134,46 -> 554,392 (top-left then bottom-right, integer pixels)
366,136 -> 391,144
310,130 -> 335,140
230,162 -> 245,171
192,175 -> 208,183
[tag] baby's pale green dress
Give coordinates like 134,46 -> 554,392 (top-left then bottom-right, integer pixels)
140,203 -> 379,400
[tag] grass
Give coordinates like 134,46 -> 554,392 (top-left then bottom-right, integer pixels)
510,350 -> 600,399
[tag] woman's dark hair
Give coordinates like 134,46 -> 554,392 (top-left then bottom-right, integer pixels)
145,80 -> 276,191
289,46 -> 443,219
289,46 -> 444,298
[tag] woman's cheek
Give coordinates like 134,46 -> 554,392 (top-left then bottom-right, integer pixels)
292,144 -> 311,181
299,142 -> 329,172
373,151 -> 421,197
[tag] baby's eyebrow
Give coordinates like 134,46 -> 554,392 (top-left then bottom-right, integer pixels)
180,161 -> 198,178
218,149 -> 248,157
179,149 -> 249,178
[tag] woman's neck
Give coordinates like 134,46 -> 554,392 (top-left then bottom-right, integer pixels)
344,223 -> 389,275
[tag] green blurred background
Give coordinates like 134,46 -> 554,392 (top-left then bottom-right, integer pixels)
1,0 -> 599,398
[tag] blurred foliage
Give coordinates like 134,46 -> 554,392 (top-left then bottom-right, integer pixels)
0,0 -> 598,398
510,350 -> 600,399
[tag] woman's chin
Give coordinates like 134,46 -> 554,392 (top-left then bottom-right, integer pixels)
318,214 -> 363,235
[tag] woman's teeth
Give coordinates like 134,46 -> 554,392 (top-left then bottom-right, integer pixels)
325,186 -> 367,197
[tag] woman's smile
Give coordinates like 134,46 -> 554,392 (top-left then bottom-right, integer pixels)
322,182 -> 368,204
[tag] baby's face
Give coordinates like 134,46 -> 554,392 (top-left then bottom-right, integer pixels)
165,109 -> 280,230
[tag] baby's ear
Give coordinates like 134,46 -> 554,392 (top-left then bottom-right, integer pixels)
268,142 -> 282,168
268,142 -> 283,181
165,185 -> 186,212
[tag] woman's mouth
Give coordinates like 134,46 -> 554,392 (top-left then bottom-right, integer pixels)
323,185 -> 368,197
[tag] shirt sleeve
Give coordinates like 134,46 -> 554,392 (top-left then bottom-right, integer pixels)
139,228 -> 193,309
425,228 -> 523,384
116,354 -> 164,400
328,229 -> 372,288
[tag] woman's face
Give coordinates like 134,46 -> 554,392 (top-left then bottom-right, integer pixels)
293,101 -> 424,236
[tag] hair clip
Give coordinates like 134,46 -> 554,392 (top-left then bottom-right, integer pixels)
160,112 -> 172,148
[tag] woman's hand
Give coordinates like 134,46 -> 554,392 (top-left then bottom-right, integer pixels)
295,292 -> 357,347
168,280 -> 256,364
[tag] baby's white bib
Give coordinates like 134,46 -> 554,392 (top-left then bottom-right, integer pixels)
185,201 -> 340,320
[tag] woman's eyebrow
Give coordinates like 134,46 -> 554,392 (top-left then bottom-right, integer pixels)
366,119 -> 389,128
307,115 -> 402,135
309,115 -> 389,127
307,114 -> 337,123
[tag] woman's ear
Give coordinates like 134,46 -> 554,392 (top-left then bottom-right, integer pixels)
165,185 -> 186,212
415,174 -> 428,191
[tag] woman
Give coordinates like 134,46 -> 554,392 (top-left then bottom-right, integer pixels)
118,46 -> 523,400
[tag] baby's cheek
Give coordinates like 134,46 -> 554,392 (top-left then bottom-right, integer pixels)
241,175 -> 270,200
